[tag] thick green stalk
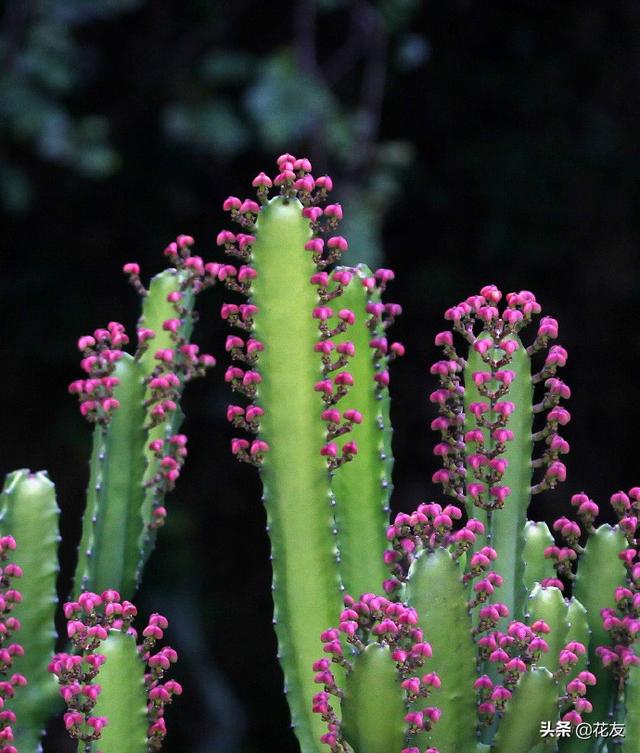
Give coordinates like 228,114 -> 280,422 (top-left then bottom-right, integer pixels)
565,598 -> 590,678
136,269 -> 194,577
329,264 -> 391,597
623,661 -> 640,753
527,584 -> 569,673
464,336 -> 533,622
0,469 -> 61,752
573,524 -> 627,751
251,196 -> 343,752
75,354 -> 147,598
491,669 -> 559,753
89,631 -> 147,753
405,548 -> 478,752
523,521 -> 556,590
341,644 -> 406,753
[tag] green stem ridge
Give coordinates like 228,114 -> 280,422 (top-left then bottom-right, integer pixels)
71,241 -> 215,599
431,287 -> 569,627
405,548 -> 478,752
220,156 -> 372,752
75,354 -> 147,598
0,469 -> 61,751
573,524 -> 627,748
328,264 -> 398,598
490,668 -> 559,753
526,585 -> 570,673
312,593 -> 441,753
51,592 -> 181,753
523,521 -> 557,591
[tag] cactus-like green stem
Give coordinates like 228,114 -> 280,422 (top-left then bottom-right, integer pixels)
405,548 -> 478,752
328,264 -> 399,597
431,288 -> 570,628
220,178 -> 345,751
341,643 -> 406,753
523,521 -> 557,590
490,668 -> 558,753
93,630 -> 148,753
463,337 -> 533,621
71,242 -> 215,599
218,156 -> 401,751
75,354 -> 147,598
312,593 -> 441,753
526,585 -> 570,673
251,196 -> 343,752
0,469 -> 61,751
573,524 -> 627,749
51,591 -> 181,753
136,267 -> 197,576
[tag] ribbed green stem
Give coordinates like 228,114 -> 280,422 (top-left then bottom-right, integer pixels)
251,196 -> 342,753
565,597 -> 590,678
572,524 -> 627,752
554,601 -> 593,753
341,644 -> 406,753
329,265 -> 391,597
88,630 -> 147,753
405,548 -> 478,752
623,660 -> 640,753
137,269 -> 194,578
0,469 -> 61,752
526,584 -> 569,673
523,521 -> 556,590
491,669 -> 558,753
464,336 -> 533,623
74,354 -> 147,598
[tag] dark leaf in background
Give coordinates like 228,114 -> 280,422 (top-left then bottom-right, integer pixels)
2,1 -> 640,751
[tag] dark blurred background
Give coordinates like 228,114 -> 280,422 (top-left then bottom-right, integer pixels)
2,1 -> 640,751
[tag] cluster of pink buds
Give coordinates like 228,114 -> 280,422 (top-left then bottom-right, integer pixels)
560,670 -> 597,724
69,322 -> 128,424
0,537 -> 25,753
476,614 -> 588,725
431,286 -> 570,510
382,503 -> 486,594
313,276 -> 359,470
541,490 -> 604,590
124,237 -> 218,403
313,593 -> 440,753
591,488 -> 640,678
315,265 -> 404,470
146,434 -> 188,527
123,236 -> 217,527
220,156 -> 399,469
50,590 -> 180,751
124,233 -> 218,299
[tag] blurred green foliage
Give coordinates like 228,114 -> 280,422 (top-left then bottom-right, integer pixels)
0,0 -> 141,211
1,0 -> 428,263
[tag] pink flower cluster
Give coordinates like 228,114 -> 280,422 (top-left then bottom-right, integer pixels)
69,322 -> 128,423
0,536 -> 25,753
313,593 -> 440,753
71,235 -> 216,531
219,156 -> 403,469
476,616 -> 590,725
382,502 -> 486,594
431,286 -> 570,510
50,590 -> 180,751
